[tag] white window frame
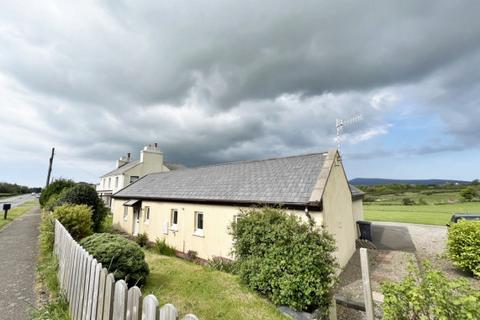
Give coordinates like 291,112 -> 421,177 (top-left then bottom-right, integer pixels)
115,176 -> 119,188
123,206 -> 128,221
108,177 -> 112,189
170,209 -> 178,231
144,206 -> 150,224
193,211 -> 204,237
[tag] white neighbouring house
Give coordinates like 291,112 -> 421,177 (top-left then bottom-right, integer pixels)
96,144 -> 181,207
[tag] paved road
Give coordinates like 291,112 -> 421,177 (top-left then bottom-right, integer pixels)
0,206 -> 40,319
0,194 -> 36,208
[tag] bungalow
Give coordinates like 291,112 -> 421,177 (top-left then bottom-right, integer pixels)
111,149 -> 364,267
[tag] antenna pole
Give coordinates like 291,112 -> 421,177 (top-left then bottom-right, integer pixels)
335,115 -> 363,151
46,147 -> 55,187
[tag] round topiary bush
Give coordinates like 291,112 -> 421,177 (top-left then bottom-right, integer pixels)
447,221 -> 480,277
58,183 -> 108,232
39,179 -> 75,207
80,233 -> 149,287
230,207 -> 337,314
53,204 -> 93,241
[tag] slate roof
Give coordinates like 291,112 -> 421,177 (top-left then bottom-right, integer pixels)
114,153 -> 329,205
350,184 -> 365,199
101,161 -> 140,178
101,161 -> 184,178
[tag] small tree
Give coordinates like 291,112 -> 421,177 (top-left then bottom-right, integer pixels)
460,187 -> 478,201
58,184 -> 108,232
230,207 -> 337,314
39,179 -> 75,207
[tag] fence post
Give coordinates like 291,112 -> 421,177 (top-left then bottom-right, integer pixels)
103,273 -> 115,320
360,248 -> 374,320
127,286 -> 142,320
142,294 -> 159,320
113,280 -> 128,320
159,304 -> 178,320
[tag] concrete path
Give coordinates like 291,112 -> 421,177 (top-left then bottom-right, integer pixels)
0,206 -> 40,320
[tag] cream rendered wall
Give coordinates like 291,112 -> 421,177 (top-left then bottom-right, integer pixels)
322,156 -> 357,268
111,198 -> 323,260
352,199 -> 364,222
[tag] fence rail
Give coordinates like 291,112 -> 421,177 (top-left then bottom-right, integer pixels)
54,220 -> 199,320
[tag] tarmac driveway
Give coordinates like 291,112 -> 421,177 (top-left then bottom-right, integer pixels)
371,221 -> 447,257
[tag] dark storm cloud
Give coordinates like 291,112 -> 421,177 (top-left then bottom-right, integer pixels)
0,0 -> 479,176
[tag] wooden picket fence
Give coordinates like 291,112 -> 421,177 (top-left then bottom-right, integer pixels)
54,220 -> 199,320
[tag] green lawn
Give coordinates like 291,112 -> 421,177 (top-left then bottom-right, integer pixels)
0,200 -> 38,229
365,202 -> 480,225
142,251 -> 286,320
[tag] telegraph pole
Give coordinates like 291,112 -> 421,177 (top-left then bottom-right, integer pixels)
46,147 -> 55,187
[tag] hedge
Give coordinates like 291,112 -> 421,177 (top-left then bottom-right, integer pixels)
447,221 -> 480,276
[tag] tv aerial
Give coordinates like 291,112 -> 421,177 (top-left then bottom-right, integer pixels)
335,115 -> 363,150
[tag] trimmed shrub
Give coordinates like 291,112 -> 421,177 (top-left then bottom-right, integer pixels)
80,233 -> 149,287
208,257 -> 238,274
135,232 -> 149,248
447,221 -> 480,276
153,238 -> 176,256
39,179 -> 75,207
53,204 -> 93,241
231,207 -> 337,313
58,184 -> 108,232
382,261 -> 480,320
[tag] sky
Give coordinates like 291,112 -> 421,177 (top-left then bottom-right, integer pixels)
0,1 -> 479,187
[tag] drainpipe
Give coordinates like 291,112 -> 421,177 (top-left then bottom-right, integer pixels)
304,206 -> 314,226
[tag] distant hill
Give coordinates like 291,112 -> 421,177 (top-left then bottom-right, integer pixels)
350,178 -> 471,186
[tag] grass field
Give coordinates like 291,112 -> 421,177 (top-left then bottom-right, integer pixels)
364,202 -> 480,225
0,193 -> 16,200
143,251 -> 286,320
0,200 -> 38,229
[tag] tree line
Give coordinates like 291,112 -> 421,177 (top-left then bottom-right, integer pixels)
0,182 -> 41,195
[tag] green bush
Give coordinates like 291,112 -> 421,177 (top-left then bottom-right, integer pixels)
460,187 -> 478,201
80,233 -> 149,287
447,221 -> 480,276
58,184 -> 108,231
40,179 -> 75,207
135,232 -> 149,247
208,256 -> 238,274
153,238 -> 176,256
44,193 -> 62,212
382,261 -> 480,320
231,207 -> 337,313
53,204 -> 93,241
402,197 -> 416,205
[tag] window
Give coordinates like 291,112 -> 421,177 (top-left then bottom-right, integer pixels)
115,176 -> 119,188
108,177 -> 111,189
102,178 -> 106,189
130,176 -> 139,184
194,211 -> 204,236
123,206 -> 128,221
144,206 -> 150,223
170,209 -> 178,230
